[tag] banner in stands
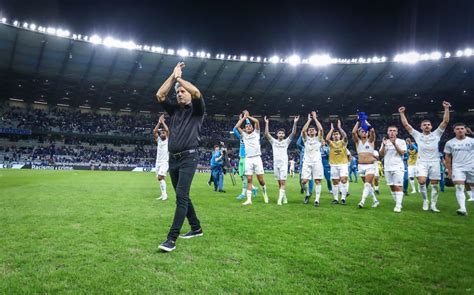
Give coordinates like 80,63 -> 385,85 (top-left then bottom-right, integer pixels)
21,164 -> 135,171
0,128 -> 32,135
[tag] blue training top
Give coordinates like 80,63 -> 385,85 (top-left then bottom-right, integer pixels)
233,127 -> 246,158
210,150 -> 223,168
320,145 -> 330,168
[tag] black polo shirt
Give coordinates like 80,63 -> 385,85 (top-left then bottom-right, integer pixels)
159,97 -> 205,154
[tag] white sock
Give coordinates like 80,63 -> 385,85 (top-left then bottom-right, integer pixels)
409,179 -> 416,191
279,189 -> 285,203
305,183 -> 311,196
340,182 -> 348,200
395,191 -> 403,208
315,184 -> 322,202
456,184 -> 466,212
346,181 -> 350,192
262,185 -> 268,197
246,189 -> 252,202
361,182 -> 371,204
370,186 -> 378,203
332,184 -> 339,201
374,185 -> 379,191
159,179 -> 167,195
431,185 -> 439,207
468,190 -> 473,200
419,184 -> 428,201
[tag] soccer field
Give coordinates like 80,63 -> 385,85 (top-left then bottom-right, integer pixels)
1,170 -> 473,293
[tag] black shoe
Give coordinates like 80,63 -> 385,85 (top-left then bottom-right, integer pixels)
346,192 -> 350,197
331,199 -> 339,205
314,201 -> 320,207
300,188 -> 305,194
341,199 -> 346,205
207,181 -> 211,187
403,191 -> 408,196
158,239 -> 176,252
304,196 -> 310,204
375,190 -> 380,195
180,228 -> 204,239
456,210 -> 467,216
218,190 -> 226,193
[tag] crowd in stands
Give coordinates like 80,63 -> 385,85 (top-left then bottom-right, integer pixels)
1,104 -> 472,168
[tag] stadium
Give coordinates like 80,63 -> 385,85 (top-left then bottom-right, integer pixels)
1,1 -> 473,293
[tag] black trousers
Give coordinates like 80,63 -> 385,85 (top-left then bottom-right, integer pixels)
167,153 -> 201,241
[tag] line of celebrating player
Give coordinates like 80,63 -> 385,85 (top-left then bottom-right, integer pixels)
232,101 -> 473,216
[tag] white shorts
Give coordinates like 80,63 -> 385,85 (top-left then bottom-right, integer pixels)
452,169 -> 474,183
155,161 -> 169,177
385,169 -> 404,186
416,161 -> 441,180
245,156 -> 264,176
408,165 -> 417,178
330,164 -> 348,180
302,161 -> 324,180
274,165 -> 288,180
374,163 -> 380,177
358,163 -> 375,177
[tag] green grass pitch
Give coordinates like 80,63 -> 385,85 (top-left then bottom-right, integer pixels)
1,169 -> 473,293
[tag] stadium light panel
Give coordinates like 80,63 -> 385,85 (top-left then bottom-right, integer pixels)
288,55 -> 301,66
46,27 -> 56,34
90,35 -> 102,45
1,18 -> 6,23
430,51 -> 441,60
167,49 -> 175,54
257,57 -> 262,62
445,52 -> 451,58
464,48 -> 472,57
240,55 -> 248,61
29,23 -> 37,30
177,48 -> 189,57
269,55 -> 279,64
13,20 -> 19,26
22,22 -> 28,28
309,54 -> 332,66
456,50 -> 464,57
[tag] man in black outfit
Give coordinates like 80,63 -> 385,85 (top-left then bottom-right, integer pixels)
156,62 -> 204,252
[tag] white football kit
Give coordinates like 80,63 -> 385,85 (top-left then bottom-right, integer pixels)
242,130 -> 264,175
270,136 -> 293,180
444,137 -> 474,183
410,128 -> 444,180
383,138 -> 407,186
302,136 -> 323,180
155,137 -> 169,177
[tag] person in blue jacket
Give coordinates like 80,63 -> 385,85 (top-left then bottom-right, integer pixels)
210,145 -> 225,192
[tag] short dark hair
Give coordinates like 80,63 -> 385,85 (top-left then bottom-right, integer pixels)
421,119 -> 431,124
453,122 -> 466,129
387,125 -> 398,130
308,125 -> 316,130
277,128 -> 286,133
214,144 -> 220,148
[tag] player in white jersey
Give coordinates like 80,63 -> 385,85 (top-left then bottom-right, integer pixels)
289,159 -> 296,178
235,110 -> 269,205
264,115 -> 299,205
373,150 -> 380,194
399,101 -> 451,212
301,111 -> 325,207
380,126 -> 407,213
444,123 -> 474,216
153,114 -> 169,200
352,117 -> 380,209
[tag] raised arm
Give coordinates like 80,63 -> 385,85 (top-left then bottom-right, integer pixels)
159,114 -> 169,135
234,113 -> 246,135
153,121 -> 160,142
289,116 -> 299,140
379,137 -> 388,157
398,106 -> 414,134
301,113 -> 312,140
439,101 -> 451,130
368,126 -> 376,143
352,120 -> 360,143
156,63 -> 183,102
247,115 -> 260,131
326,123 -> 334,142
312,111 -> 324,140
264,116 -> 272,141
338,119 -> 348,143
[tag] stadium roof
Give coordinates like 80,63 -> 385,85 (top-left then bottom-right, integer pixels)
0,22 -> 473,115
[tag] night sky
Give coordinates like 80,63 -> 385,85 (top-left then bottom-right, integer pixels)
1,0 -> 473,59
